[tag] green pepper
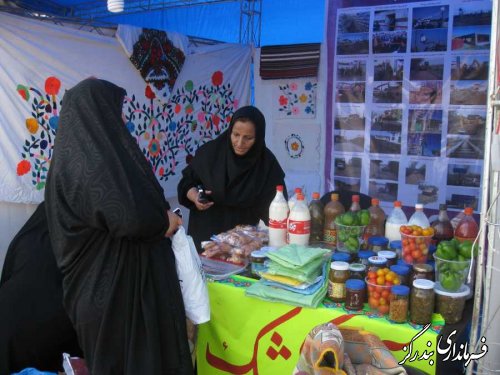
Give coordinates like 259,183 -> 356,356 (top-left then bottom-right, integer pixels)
359,210 -> 371,226
440,271 -> 462,291
346,236 -> 359,252
436,241 -> 458,260
341,212 -> 354,226
458,240 -> 475,259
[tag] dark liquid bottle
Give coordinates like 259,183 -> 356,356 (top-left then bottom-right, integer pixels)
309,192 -> 324,243
431,204 -> 454,246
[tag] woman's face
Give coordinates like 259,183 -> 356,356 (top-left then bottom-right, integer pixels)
231,120 -> 256,156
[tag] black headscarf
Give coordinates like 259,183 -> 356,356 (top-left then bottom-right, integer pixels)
45,78 -> 193,374
190,105 -> 284,207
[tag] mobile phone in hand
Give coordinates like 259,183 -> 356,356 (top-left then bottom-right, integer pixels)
197,185 -> 212,204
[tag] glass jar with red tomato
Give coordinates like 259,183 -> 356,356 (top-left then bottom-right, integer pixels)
399,225 -> 434,265
365,267 -> 401,315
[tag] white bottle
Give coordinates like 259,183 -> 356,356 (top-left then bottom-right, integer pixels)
288,187 -> 303,212
288,193 -> 311,246
385,201 -> 408,242
269,185 -> 289,247
408,203 -> 430,228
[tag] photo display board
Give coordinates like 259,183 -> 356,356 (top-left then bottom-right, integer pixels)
328,0 -> 492,212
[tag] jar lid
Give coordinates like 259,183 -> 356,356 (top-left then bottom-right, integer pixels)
429,244 -> 437,254
389,240 -> 402,249
368,256 -> 387,265
434,282 -> 470,297
378,250 -> 397,259
367,236 -> 389,246
349,263 -> 366,272
250,250 -> 268,259
390,264 -> 410,275
413,279 -> 435,289
331,252 -> 351,262
413,263 -> 433,272
392,285 -> 410,296
331,261 -> 349,271
397,259 -> 408,267
358,250 -> 376,259
346,279 -> 365,290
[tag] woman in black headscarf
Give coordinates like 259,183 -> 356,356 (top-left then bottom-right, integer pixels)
0,202 -> 82,374
45,78 -> 193,374
177,105 -> 287,251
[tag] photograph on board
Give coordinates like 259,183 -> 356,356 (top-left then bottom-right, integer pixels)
335,106 -> 365,130
450,80 -> 487,105
452,25 -> 491,51
334,130 -> 365,153
446,134 -> 484,159
374,58 -> 404,81
337,59 -> 367,81
371,108 -> 402,132
338,11 -> 370,33
453,2 -> 492,27
411,28 -> 447,52
337,33 -> 369,55
407,133 -> 441,157
373,31 -> 407,53
373,9 -> 408,32
412,5 -> 449,29
373,81 -> 403,103
447,163 -> 482,188
448,108 -> 486,138
409,80 -> 443,104
334,176 -> 361,192
336,81 -> 366,103
370,159 -> 399,181
370,130 -> 402,155
451,55 -> 489,80
405,161 -> 427,185
408,109 -> 442,134
446,187 -> 479,210
334,156 -> 363,178
410,57 -> 444,81
368,180 -> 398,202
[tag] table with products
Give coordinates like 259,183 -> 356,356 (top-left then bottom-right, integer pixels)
197,275 -> 445,375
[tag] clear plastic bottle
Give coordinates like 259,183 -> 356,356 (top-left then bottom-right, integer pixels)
288,187 -> 303,212
431,204 -> 454,246
268,185 -> 289,247
408,203 -> 430,228
365,198 -> 386,239
323,193 -> 345,247
385,201 -> 408,242
349,194 -> 361,213
309,192 -> 324,243
288,193 -> 311,245
454,207 -> 479,242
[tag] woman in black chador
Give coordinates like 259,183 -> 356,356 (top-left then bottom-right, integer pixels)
45,78 -> 193,374
177,105 -> 287,251
0,202 -> 82,374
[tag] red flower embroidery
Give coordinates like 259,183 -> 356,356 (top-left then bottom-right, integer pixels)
279,95 -> 288,106
211,71 -> 223,86
175,104 -> 181,114
17,160 -> 31,176
159,167 -> 165,176
45,77 -> 61,95
145,85 -> 156,99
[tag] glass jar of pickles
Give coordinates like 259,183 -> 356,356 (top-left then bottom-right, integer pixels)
378,250 -> 397,267
345,279 -> 366,311
410,279 -> 435,325
328,261 -> 350,303
389,285 -> 410,323
367,256 -> 387,274
411,263 -> 434,284
367,236 -> 389,253
357,250 -> 376,267
349,263 -> 366,280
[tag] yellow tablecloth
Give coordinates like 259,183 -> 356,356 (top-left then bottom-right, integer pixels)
197,275 -> 444,375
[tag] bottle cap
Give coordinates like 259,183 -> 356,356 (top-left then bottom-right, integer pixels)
439,203 -> 447,210
346,279 -> 365,290
276,185 -> 283,191
358,250 -> 376,259
464,207 -> 473,215
413,263 -> 433,273
394,201 -> 402,207
372,198 -> 379,205
390,264 -> 410,276
415,203 -> 424,210
392,285 -> 410,296
389,240 -> 402,250
312,192 -> 320,200
295,187 -> 302,194
413,279 -> 435,290
368,256 -> 387,266
378,250 -> 396,259
352,195 -> 360,202
349,263 -> 366,272
367,236 -> 389,246
331,261 -> 349,271
332,252 -> 351,262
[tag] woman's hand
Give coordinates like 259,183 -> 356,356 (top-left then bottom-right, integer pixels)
165,210 -> 182,237
187,187 -> 214,211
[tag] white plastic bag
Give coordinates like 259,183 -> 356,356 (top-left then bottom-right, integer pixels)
172,227 -> 210,324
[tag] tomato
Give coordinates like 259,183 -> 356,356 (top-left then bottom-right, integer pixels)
379,297 -> 387,306
372,291 -> 381,300
369,297 -> 379,308
378,305 -> 390,314
367,271 -> 377,279
404,255 -> 414,264
392,277 -> 400,285
381,290 -> 390,299
411,250 -> 421,259
376,276 -> 385,285
376,269 -> 385,277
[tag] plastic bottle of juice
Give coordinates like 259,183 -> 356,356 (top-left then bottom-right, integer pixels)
349,194 -> 361,212
308,192 -> 324,243
288,193 -> 311,245
454,207 -> 479,242
385,201 -> 408,242
431,204 -> 454,246
365,198 -> 386,239
268,185 -> 289,247
323,193 -> 345,247
408,203 -> 430,228
288,187 -> 303,212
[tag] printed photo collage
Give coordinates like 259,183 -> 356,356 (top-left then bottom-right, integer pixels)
332,1 -> 491,210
